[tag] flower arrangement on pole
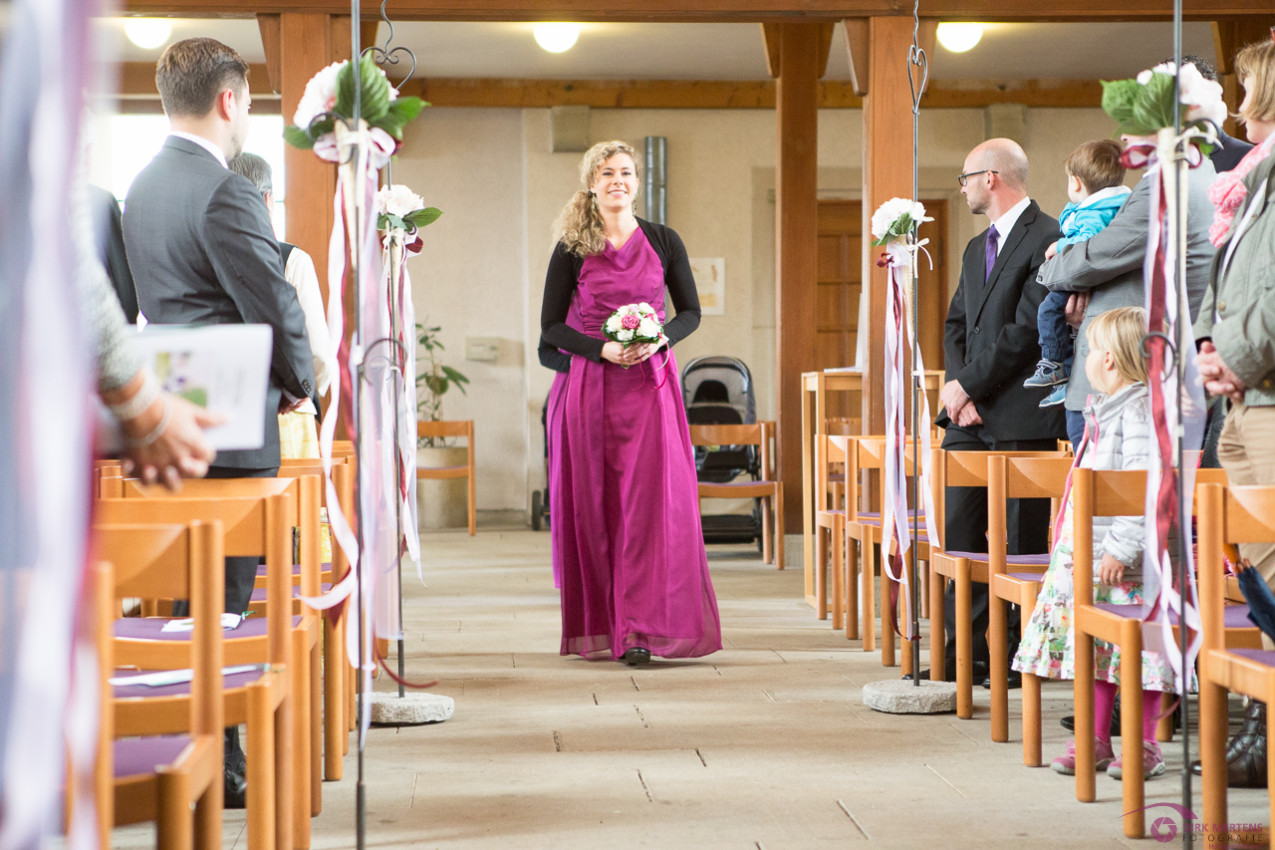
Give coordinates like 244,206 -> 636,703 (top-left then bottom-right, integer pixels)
870,196 -> 939,643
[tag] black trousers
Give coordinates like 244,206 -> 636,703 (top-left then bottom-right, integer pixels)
939,425 -> 1057,668
206,464 -> 280,615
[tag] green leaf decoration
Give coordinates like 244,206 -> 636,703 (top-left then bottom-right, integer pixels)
284,124 -> 316,150
407,207 -> 443,228
335,55 -> 392,124
1102,73 -> 1178,136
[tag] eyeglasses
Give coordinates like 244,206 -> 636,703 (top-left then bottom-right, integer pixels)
957,169 -> 998,187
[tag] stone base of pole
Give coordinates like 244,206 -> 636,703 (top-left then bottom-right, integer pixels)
367,692 -> 455,726
862,680 -> 957,714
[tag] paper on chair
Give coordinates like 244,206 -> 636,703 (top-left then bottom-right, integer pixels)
109,664 -> 263,688
159,612 -> 243,633
129,324 -> 274,451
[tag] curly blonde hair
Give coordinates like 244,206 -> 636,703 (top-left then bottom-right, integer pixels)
551,140 -> 641,257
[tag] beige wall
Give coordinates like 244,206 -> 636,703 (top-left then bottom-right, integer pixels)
392,104 -> 1122,513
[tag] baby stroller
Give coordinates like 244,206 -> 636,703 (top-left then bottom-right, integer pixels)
681,356 -> 764,550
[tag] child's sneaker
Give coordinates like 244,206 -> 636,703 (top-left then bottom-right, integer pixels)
1024,359 -> 1067,387
1039,384 -> 1068,408
1051,737 -> 1115,775
1107,740 -> 1166,780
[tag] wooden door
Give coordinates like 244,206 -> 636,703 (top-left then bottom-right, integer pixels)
815,198 -> 948,423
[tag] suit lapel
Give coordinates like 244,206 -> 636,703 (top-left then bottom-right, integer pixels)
971,202 -> 1037,325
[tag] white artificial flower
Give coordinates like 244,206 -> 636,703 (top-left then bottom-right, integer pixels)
637,302 -> 654,314
637,318 -> 660,338
376,184 -> 426,218
1176,62 -> 1226,124
1136,69 -> 1155,85
617,328 -> 634,342
293,61 -> 344,129
871,197 -> 932,242
605,315 -> 621,333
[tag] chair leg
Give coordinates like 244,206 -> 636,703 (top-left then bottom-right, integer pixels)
918,560 -> 930,620
1120,624 -> 1144,840
955,563 -> 972,719
844,525 -> 859,640
930,569 -> 946,682
1022,673 -> 1042,766
1199,676 -> 1228,836
1074,629 -> 1096,803
246,686 -> 278,850
815,521 -> 828,621
292,633 -> 313,848
760,496 -> 773,566
861,533 -> 876,653
881,542 -> 896,668
466,470 -> 476,536
309,639 -> 322,814
157,773 -> 194,850
775,488 -> 785,571
989,589 -> 1008,742
323,616 -> 345,779
831,518 -> 844,631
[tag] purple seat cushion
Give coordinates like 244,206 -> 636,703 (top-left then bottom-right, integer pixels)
1007,571 -> 1046,582
254,561 -> 333,577
112,666 -> 264,700
114,615 -> 300,641
1096,603 -> 1254,629
113,735 -> 190,779
1230,649 -> 1275,668
941,551 -> 1050,565
249,582 -> 333,603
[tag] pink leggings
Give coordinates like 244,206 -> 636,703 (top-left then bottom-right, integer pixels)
1094,680 -> 1163,743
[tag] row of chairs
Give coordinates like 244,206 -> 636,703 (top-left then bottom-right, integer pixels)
810,433 -> 1272,839
83,446 -> 359,848
689,421 -> 784,569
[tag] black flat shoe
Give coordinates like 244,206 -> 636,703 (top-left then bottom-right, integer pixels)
224,765 -> 247,809
981,671 -> 1022,690
622,647 -> 651,666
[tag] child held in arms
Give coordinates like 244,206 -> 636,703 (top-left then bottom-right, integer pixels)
1024,139 -> 1131,408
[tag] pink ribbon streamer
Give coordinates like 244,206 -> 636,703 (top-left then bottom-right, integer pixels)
879,243 -> 941,640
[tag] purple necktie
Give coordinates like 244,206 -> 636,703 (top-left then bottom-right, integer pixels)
985,223 -> 999,281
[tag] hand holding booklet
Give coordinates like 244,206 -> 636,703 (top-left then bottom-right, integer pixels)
127,323 -> 274,451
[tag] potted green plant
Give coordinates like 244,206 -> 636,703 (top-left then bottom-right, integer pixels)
415,321 -> 472,530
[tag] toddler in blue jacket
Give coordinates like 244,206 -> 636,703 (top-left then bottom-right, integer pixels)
1025,139 -> 1131,406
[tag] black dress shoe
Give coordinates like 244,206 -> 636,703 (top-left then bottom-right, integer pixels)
223,765 -> 247,809
1190,699 -> 1267,788
981,670 -> 1022,689
622,647 -> 651,667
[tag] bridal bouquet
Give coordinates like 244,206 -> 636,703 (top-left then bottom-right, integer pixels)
603,302 -> 663,347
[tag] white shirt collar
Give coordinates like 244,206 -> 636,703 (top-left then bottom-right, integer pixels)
169,132 -> 228,169
989,196 -> 1031,254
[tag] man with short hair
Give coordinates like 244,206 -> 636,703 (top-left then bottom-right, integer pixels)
928,138 -> 1065,687
122,37 -> 315,806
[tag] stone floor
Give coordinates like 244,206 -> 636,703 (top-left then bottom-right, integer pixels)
109,522 -> 1269,849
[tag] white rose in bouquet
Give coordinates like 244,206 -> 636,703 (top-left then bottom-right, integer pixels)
377,184 -> 426,218
637,318 -> 660,338
292,62 -> 344,129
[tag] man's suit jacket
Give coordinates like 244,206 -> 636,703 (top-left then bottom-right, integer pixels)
89,184 -> 138,322
1038,161 -> 1217,410
123,136 -> 315,470
1211,127 -> 1254,174
942,200 -> 1066,441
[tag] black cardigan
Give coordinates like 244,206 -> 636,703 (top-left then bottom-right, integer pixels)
539,217 -> 700,371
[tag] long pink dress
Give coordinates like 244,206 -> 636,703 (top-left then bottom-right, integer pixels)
549,228 -> 722,660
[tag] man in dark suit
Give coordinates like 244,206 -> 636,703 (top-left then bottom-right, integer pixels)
122,37 -> 314,805
930,138 -> 1065,685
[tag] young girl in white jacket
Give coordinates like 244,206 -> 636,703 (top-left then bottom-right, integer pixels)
1013,306 -> 1174,780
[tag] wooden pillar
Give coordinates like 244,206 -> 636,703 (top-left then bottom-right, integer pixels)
774,23 -> 823,530
861,17 -> 917,438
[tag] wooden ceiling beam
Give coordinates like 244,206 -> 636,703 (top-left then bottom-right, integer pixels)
112,64 -> 1106,109
116,0 -> 1275,22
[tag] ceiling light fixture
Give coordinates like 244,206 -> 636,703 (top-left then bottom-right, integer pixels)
936,22 -> 983,54
124,18 -> 173,50
533,23 -> 580,54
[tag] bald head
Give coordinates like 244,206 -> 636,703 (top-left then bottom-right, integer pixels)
971,138 -> 1028,189
960,138 -> 1029,220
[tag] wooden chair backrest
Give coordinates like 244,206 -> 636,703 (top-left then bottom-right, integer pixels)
986,455 -> 1075,575
689,422 -> 778,482
417,420 -> 472,441
1198,483 -> 1275,651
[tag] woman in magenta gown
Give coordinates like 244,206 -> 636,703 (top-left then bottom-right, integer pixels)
540,140 -> 721,666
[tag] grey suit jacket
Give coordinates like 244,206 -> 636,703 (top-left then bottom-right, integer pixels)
123,136 -> 315,469
1037,161 -> 1218,410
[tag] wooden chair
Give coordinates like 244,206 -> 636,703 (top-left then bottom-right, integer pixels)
98,480 -> 315,849
815,434 -> 848,627
416,420 -> 477,535
92,521 -> 225,850
985,454 -> 1073,753
927,449 -> 1068,717
276,458 -> 354,778
689,422 -> 784,568
1072,468 -> 1255,838
843,436 -> 931,671
1198,482 -> 1275,844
